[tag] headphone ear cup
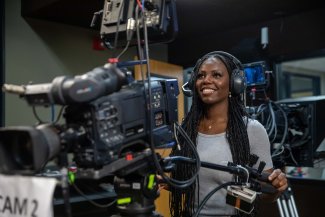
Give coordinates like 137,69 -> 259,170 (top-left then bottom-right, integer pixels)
187,71 -> 195,91
231,69 -> 246,96
182,70 -> 195,97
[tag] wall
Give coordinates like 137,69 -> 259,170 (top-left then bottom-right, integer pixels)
0,0 -> 4,125
4,0 -> 168,126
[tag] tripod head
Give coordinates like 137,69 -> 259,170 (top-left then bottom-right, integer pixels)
73,141 -> 163,217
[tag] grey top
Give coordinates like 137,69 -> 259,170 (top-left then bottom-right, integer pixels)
194,119 -> 273,216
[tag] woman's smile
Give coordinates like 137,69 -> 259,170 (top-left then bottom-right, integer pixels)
201,87 -> 217,95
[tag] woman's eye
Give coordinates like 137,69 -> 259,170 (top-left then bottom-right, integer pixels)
197,74 -> 204,79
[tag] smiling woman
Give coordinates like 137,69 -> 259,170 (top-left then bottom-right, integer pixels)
168,51 -> 288,217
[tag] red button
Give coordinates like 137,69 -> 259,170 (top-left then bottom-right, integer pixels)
126,153 -> 133,161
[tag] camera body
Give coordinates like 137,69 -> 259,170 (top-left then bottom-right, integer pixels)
64,79 -> 178,168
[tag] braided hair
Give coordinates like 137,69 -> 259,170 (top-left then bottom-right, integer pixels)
169,52 -> 251,217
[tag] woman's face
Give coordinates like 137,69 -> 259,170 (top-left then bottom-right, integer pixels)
195,57 -> 230,105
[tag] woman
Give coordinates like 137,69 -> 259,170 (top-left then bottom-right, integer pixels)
169,51 -> 287,217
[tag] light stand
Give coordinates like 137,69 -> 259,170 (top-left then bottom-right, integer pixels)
277,186 -> 299,217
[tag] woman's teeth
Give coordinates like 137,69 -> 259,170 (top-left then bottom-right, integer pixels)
202,88 -> 215,94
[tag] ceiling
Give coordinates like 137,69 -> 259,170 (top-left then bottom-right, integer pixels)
174,0 -> 325,40
21,0 -> 325,39
21,0 -> 325,68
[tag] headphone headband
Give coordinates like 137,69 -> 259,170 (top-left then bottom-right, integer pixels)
194,51 -> 243,72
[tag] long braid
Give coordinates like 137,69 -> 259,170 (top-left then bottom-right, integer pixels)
227,95 -> 250,165
219,54 -> 250,166
218,55 -> 251,216
169,73 -> 205,216
169,53 -> 251,217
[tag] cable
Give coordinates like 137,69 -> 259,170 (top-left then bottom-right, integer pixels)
255,99 -> 289,160
193,182 -> 239,217
116,41 -> 131,59
274,102 -> 288,147
53,106 -> 65,124
163,123 -> 201,188
288,148 -> 298,166
32,105 -> 45,124
51,104 -> 55,122
115,17 -> 136,59
72,183 -> 117,208
136,0 -> 143,9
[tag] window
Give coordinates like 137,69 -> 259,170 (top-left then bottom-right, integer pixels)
276,56 -> 325,100
283,73 -> 320,98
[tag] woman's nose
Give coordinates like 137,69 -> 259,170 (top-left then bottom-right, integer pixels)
203,74 -> 213,83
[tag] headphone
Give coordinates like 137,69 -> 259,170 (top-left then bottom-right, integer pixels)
182,51 -> 246,97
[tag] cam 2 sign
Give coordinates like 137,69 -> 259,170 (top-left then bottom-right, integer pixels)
0,174 -> 56,217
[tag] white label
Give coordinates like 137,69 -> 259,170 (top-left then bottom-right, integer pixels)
132,182 -> 141,190
0,174 -> 57,217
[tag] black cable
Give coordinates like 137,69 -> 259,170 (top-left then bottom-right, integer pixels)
255,100 -> 290,161
32,105 -> 45,124
53,106 -> 65,124
193,182 -> 239,217
160,123 -> 201,188
288,147 -> 299,166
72,183 -> 117,208
274,102 -> 288,146
266,101 -> 275,139
269,102 -> 278,143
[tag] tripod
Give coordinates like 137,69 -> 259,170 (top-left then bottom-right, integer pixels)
276,186 -> 299,217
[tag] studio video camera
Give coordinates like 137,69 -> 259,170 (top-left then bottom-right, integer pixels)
0,62 -> 179,176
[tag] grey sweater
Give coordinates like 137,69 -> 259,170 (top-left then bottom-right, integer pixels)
194,119 -> 273,216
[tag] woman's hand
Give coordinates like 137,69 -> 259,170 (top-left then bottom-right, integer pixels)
268,168 -> 288,193
156,175 -> 170,192
260,168 -> 288,202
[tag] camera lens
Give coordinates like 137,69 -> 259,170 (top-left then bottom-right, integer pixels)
11,132 -> 34,170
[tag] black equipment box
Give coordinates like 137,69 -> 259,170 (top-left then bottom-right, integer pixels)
276,96 -> 325,166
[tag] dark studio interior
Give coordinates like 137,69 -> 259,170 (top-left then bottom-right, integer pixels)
1,0 -> 325,217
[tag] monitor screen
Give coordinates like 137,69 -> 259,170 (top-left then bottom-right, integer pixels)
243,61 -> 267,87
